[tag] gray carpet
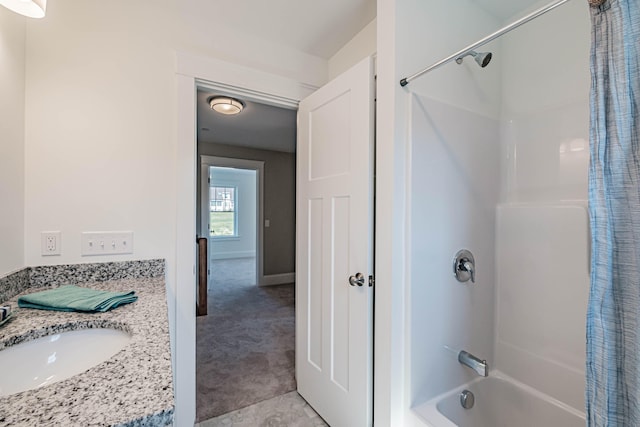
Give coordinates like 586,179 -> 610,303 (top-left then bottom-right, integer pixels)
196,258 -> 296,422
208,257 -> 257,290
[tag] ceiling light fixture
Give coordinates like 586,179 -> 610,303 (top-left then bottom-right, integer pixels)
209,96 -> 244,115
0,0 -> 46,18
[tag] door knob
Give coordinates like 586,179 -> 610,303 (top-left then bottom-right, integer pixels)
349,272 -> 365,287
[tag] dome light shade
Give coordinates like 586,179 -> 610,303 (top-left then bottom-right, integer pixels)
209,97 -> 244,115
0,0 -> 47,18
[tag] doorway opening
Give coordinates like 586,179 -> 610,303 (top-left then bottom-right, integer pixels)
177,56 -> 376,425
194,85 -> 304,424
200,158 -> 264,291
207,166 -> 258,290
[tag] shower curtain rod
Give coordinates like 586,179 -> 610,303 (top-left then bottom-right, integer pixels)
399,0 -> 572,87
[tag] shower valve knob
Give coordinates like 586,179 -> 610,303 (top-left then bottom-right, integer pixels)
453,249 -> 476,284
462,260 -> 475,283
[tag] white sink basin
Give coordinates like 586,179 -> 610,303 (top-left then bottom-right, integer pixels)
0,328 -> 131,397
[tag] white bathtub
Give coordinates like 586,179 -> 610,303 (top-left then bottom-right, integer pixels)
410,371 -> 585,427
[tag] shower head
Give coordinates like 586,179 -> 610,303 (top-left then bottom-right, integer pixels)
455,51 -> 493,68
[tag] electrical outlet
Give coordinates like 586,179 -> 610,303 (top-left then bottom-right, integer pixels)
81,231 -> 133,256
41,231 -> 62,256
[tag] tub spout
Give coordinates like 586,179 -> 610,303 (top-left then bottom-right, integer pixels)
458,350 -> 488,377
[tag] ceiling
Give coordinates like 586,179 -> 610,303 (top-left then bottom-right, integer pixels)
189,0 -> 537,62
200,0 -> 376,59
196,0 -> 543,154
197,90 -> 297,153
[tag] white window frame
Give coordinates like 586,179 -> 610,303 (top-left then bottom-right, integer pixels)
208,184 -> 239,239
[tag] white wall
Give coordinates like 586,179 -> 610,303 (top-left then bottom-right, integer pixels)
24,9 -> 181,417
24,1 -> 178,268
208,167 -> 256,260
495,0 -> 590,412
0,7 -> 25,277
23,0 -> 326,268
328,18 -> 376,81
18,1 -> 329,424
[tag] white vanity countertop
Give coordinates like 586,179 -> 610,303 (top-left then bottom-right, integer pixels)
0,276 -> 174,426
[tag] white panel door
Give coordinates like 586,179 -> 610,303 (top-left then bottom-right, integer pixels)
296,56 -> 374,427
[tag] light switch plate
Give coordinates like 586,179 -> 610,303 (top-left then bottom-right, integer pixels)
81,231 -> 133,256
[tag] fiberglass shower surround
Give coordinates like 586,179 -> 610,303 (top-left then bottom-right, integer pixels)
404,0 -> 590,426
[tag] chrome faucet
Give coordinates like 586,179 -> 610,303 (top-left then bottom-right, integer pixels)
458,350 -> 488,377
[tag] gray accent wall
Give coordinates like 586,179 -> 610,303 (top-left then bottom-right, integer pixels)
198,142 -> 295,276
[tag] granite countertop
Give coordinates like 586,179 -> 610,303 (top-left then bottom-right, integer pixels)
0,276 -> 174,426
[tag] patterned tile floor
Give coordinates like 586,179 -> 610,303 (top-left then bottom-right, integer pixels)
195,391 -> 328,427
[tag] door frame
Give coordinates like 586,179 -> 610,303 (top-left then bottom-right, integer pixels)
174,52 -> 402,426
200,155 -> 265,287
174,52 -> 316,425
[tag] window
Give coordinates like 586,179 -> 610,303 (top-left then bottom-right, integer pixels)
209,186 -> 237,237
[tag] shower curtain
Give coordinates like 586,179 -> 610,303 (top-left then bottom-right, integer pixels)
586,0 -> 640,426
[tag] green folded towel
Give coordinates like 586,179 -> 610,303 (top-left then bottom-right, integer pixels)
18,285 -> 137,312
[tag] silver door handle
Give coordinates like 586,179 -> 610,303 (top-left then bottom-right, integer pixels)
349,273 -> 365,287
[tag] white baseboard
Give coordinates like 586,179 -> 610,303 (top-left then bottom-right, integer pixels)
210,251 -> 256,260
260,272 -> 295,286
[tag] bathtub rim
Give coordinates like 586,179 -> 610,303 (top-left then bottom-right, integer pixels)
409,369 -> 585,427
